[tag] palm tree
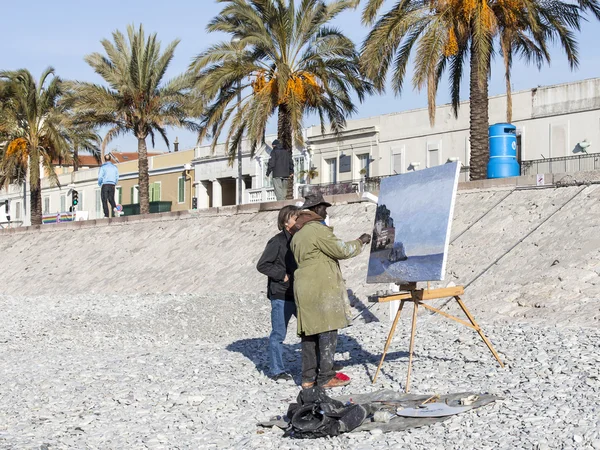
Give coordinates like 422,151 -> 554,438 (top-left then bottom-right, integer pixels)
495,0 -> 579,122
191,0 -> 372,198
0,68 -> 72,225
67,121 -> 102,171
68,24 -> 199,214
360,0 -> 591,180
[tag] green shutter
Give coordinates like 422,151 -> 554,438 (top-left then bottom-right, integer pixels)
131,187 -> 134,204
178,177 -> 185,203
150,183 -> 161,202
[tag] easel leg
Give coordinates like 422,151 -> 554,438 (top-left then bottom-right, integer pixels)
405,301 -> 419,392
455,296 -> 504,368
372,300 -> 405,383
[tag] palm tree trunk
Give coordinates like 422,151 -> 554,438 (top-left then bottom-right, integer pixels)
73,145 -> 79,172
137,136 -> 150,214
30,185 -> 42,225
505,73 -> 512,123
502,38 -> 513,123
28,144 -> 43,225
29,160 -> 42,225
278,104 -> 294,200
469,40 -> 490,181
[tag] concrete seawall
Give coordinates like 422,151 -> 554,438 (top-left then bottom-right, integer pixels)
1,172 -> 599,327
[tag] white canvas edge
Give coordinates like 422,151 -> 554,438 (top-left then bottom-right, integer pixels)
438,162 -> 461,281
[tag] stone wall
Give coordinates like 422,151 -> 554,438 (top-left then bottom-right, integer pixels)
1,176 -> 599,327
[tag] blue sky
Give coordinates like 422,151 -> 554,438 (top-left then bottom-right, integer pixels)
2,0 -> 599,153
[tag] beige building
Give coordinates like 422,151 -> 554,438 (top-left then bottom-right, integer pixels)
1,149 -> 196,226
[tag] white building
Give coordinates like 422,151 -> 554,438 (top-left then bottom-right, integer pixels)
2,77 -> 600,225
191,135 -> 311,208
305,77 -> 600,184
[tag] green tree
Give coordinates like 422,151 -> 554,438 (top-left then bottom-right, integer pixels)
360,0 -> 591,180
68,24 -> 199,214
191,0 -> 372,198
0,68 -> 72,225
67,121 -> 102,172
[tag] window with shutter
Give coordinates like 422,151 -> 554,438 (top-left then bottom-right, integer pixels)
393,153 -> 403,174
178,177 -> 185,203
325,158 -> 337,183
357,154 -> 370,177
150,182 -> 161,202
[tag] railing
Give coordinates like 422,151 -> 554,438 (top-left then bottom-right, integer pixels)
247,187 -> 276,203
0,220 -> 24,229
302,180 -> 361,197
521,153 -> 600,175
344,166 -> 476,195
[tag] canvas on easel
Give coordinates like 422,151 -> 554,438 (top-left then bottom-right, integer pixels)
365,162 -> 504,391
367,162 -> 461,284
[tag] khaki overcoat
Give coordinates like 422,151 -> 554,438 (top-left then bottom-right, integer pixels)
291,220 -> 363,336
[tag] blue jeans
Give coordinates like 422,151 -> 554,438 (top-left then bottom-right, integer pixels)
269,299 -> 297,376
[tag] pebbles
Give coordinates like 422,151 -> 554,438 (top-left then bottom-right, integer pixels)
0,292 -> 598,449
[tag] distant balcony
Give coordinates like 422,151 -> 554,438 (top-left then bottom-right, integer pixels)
247,187 -> 276,203
247,183 -> 308,203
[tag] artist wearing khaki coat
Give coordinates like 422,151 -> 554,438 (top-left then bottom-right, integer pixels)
290,195 -> 371,389
291,219 -> 363,336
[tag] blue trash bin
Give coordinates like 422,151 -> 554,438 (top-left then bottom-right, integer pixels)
487,123 -> 520,178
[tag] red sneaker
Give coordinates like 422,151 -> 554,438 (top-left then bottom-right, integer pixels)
321,372 -> 351,388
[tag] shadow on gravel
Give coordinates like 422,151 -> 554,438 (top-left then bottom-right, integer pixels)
226,337 -> 301,377
348,289 -> 380,324
226,335 -> 412,385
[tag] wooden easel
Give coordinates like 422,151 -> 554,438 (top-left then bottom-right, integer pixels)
372,283 -> 504,392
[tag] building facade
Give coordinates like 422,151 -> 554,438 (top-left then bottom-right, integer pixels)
191,135 -> 310,208
304,78 -> 600,184
0,149 -> 196,226
2,77 -> 599,226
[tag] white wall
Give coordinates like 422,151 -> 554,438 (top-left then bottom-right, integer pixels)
306,78 -> 600,183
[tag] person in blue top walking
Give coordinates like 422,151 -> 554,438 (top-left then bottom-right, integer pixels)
97,154 -> 119,218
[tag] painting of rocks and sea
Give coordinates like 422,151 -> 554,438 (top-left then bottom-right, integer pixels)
367,162 -> 461,283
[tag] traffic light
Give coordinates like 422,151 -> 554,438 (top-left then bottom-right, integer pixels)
192,197 -> 198,209
72,190 -> 79,207
4,200 -> 8,214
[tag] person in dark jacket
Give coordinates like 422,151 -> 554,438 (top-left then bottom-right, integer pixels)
266,139 -> 294,201
257,205 -> 300,381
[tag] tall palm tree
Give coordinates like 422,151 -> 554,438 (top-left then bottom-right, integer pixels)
66,121 -> 102,171
495,0 -> 579,122
68,24 -> 199,214
360,0 -> 590,180
191,0 -> 372,194
0,68 -> 72,225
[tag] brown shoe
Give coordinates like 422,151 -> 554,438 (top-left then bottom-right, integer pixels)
320,373 -> 351,389
301,381 -> 316,389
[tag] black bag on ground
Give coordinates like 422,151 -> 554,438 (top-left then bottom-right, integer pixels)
284,386 -> 367,439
